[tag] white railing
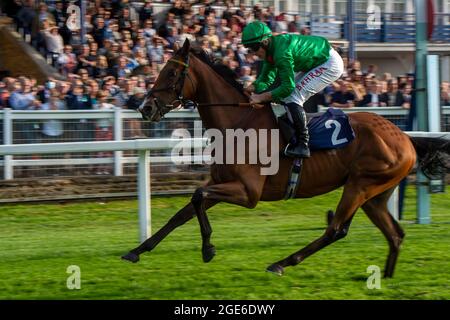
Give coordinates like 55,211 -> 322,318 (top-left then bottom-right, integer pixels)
0,108 -> 199,179
0,138 -> 207,243
1,106 -> 449,180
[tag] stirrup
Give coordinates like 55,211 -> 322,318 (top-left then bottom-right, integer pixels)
284,143 -> 311,158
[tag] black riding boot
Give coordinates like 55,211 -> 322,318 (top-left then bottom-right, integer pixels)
284,102 -> 311,158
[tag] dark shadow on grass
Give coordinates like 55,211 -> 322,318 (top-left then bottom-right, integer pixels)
351,274 -> 368,282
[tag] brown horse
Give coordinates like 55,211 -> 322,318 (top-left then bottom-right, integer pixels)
122,40 -> 449,278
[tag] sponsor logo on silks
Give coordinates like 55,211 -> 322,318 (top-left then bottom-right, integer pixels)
296,67 -> 329,90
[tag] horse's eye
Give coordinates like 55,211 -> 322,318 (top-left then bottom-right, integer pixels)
169,70 -> 177,78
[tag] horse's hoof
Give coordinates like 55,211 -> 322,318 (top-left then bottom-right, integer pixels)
121,252 -> 140,263
266,264 -> 284,276
202,244 -> 216,263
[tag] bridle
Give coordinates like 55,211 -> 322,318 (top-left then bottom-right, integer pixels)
142,55 -> 192,119
141,53 -> 258,121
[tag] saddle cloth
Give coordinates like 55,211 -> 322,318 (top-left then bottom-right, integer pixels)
272,105 -> 355,150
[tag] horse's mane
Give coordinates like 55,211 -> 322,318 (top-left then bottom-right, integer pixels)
189,47 -> 246,97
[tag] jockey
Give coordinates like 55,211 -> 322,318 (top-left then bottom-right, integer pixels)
242,21 -> 344,158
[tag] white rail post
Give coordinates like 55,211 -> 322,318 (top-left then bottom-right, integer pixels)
3,108 -> 13,180
387,186 -> 399,221
427,55 -> 440,132
114,107 -> 123,176
138,149 -> 151,243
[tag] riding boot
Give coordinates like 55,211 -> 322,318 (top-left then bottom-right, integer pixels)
284,102 -> 311,158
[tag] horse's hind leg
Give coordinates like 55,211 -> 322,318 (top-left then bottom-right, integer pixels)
362,188 -> 405,278
267,184 -> 365,275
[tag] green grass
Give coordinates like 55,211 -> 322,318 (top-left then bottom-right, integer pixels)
0,187 -> 449,300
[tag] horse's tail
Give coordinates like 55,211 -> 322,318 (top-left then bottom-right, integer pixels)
410,137 -> 450,179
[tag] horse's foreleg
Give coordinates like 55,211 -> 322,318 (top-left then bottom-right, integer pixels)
191,180 -> 262,263
192,188 -> 216,262
267,185 -> 365,276
122,200 -> 218,263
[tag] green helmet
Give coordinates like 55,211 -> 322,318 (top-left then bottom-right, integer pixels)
241,21 -> 272,46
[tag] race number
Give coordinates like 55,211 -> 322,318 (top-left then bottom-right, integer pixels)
325,119 -> 348,146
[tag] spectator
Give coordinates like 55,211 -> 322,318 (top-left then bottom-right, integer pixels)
139,0 -> 154,26
77,44 -> 96,76
238,66 -> 255,88
31,3 -> 55,44
93,17 -> 107,46
169,0 -> 186,19
66,81 -> 91,111
119,7 -> 132,31
274,12 -> 288,33
358,79 -> 388,107
17,0 -> 36,36
94,55 -> 111,78
9,77 -> 41,111
110,22 -> 122,42
37,78 -> 57,103
57,45 -> 77,75
87,80 -> 100,108
134,48 -> 150,67
77,68 -> 90,83
143,19 -> 156,40
94,90 -> 115,175
40,91 -> 66,143
221,2 -> 233,23
66,81 -> 93,143
9,77 -> 42,144
42,25 -> 64,65
288,15 -> 302,33
179,25 -> 196,44
348,69 -> 366,102
381,79 -> 399,106
365,64 -> 378,75
205,26 -> 220,51
330,80 -> 356,108
395,82 -> 412,109
112,55 -> 136,78
147,35 -> 167,65
165,26 -> 180,49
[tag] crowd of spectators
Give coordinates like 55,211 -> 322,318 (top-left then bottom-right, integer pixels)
1,0 -> 450,135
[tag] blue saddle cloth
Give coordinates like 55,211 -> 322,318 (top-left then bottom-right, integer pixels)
307,108 -> 355,150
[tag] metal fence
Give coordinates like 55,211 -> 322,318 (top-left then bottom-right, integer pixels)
1,106 -> 449,179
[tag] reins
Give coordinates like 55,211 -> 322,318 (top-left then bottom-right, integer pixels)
150,57 -> 263,109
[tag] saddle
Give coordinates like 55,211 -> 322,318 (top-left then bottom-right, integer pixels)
272,104 -> 355,151
271,104 -> 355,199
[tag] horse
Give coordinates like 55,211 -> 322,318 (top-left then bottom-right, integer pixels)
122,39 -> 449,278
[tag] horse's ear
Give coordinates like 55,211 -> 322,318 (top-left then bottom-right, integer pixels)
173,41 -> 180,51
180,38 -> 190,57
